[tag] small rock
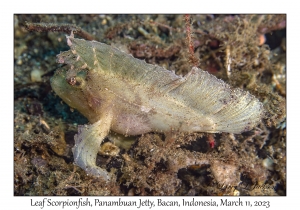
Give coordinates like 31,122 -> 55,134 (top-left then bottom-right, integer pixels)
262,157 -> 274,171
31,69 -> 42,82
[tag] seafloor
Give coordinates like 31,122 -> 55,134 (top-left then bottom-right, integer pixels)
14,14 -> 286,196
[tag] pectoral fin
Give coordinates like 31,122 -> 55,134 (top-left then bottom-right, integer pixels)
72,112 -> 113,181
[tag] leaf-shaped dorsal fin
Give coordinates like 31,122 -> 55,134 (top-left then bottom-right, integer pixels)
66,37 -> 181,88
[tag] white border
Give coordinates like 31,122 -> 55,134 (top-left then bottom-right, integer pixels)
4,0 -> 296,209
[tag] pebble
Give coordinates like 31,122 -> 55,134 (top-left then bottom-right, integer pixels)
16,59 -> 22,65
31,69 -> 42,82
262,157 -> 274,171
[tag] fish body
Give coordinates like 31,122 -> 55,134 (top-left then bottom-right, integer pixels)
51,35 -> 264,180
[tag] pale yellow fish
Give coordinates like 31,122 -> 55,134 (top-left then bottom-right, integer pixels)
51,34 -> 264,181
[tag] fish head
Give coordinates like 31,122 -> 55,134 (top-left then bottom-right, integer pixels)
51,67 -> 100,122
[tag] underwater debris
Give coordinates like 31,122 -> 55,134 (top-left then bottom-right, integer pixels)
25,22 -> 96,41
50,32 -> 264,180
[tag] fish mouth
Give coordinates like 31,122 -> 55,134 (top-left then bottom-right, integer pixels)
50,68 -> 68,97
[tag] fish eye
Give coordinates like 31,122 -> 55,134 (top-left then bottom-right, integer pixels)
66,76 -> 84,87
67,77 -> 77,86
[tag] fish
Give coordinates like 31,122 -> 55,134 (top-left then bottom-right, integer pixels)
51,33 -> 264,181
